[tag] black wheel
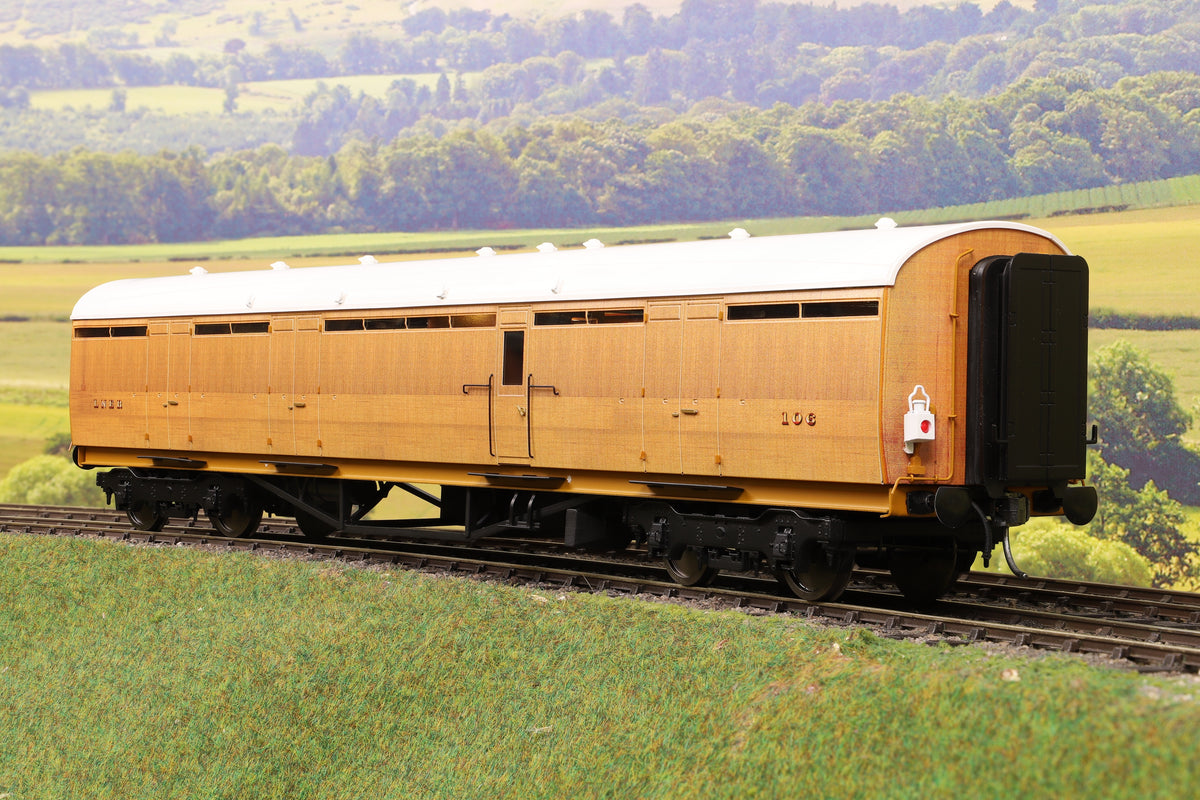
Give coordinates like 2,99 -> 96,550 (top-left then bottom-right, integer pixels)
774,540 -> 853,601
889,541 -> 961,606
206,495 -> 263,538
127,500 -> 167,532
664,548 -> 719,587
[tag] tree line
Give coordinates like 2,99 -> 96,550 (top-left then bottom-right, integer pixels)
0,0 -> 1056,91
0,70 -> 1196,244
2,0 -> 1198,124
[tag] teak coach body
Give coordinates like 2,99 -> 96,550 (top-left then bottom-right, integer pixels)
70,221 -> 1097,602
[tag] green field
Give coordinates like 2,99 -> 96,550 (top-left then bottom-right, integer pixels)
30,73 -> 452,115
1048,206 -> 1200,318
0,321 -> 69,476
0,532 -> 1195,798
6,204 -> 1200,313
0,0 -> 981,52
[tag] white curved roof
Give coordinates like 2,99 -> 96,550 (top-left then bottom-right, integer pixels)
71,221 -> 1068,321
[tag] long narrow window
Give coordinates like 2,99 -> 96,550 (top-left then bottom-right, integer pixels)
801,300 -> 879,318
325,319 -> 365,332
502,330 -> 525,386
534,308 -> 644,325
74,325 -> 149,338
727,303 -> 799,320
406,315 -> 450,329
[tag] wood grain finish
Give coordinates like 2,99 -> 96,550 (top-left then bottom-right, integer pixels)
70,227 -> 1070,513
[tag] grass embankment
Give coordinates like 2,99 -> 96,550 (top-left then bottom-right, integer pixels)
1,533 -> 1197,798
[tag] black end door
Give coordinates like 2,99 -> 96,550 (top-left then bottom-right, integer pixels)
967,252 -> 1090,491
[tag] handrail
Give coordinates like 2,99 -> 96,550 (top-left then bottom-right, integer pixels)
526,374 -> 560,458
462,374 -> 495,457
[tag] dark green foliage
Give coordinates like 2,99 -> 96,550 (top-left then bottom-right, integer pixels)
1090,310 -> 1200,331
1007,521 -> 1154,587
1091,342 -> 1191,449
1088,341 -> 1200,504
1087,452 -> 1196,588
1,69 -> 1198,244
1082,343 -> 1200,585
42,432 -> 72,456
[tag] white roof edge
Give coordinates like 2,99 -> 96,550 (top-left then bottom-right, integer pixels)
71,221 -> 1069,321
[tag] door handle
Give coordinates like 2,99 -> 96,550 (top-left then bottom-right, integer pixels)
681,408 -> 699,415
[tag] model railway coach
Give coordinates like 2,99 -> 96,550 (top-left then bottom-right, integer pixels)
70,220 -> 1098,603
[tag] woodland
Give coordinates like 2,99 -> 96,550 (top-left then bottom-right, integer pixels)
0,0 -> 1196,242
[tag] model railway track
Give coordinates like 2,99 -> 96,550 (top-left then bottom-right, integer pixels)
5,503 -> 1200,673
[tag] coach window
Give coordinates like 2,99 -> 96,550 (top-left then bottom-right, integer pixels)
801,300 -> 879,318
502,330 -> 525,386
727,303 -> 799,320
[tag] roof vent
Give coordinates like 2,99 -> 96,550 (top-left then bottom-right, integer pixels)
189,266 -> 208,276
476,247 -> 496,257
537,242 -> 558,253
358,255 -> 378,265
582,238 -> 604,249
270,261 -> 290,270
875,217 -> 898,230
728,228 -> 750,240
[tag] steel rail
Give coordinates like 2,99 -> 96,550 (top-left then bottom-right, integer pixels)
4,503 -> 1200,672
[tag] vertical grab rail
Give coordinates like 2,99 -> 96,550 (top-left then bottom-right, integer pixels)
461,374 -> 495,457
526,373 -> 559,458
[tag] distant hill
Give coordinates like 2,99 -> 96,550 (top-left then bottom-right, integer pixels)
0,0 -> 1193,245
0,0 -> 1025,52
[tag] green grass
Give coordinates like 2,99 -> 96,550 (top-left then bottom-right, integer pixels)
1044,206 -> 1200,318
2,203 -> 1196,320
0,320 -> 70,390
900,174 -> 1200,225
0,220 -> 753,266
0,532 -> 1196,798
